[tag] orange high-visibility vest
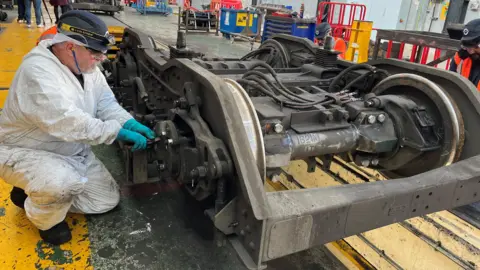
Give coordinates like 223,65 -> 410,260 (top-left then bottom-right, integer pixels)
333,37 -> 347,59
454,52 -> 480,91
36,26 -> 58,45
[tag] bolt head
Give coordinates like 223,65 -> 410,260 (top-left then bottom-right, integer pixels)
377,114 -> 386,123
367,115 -> 376,124
371,159 -> 379,166
274,123 -> 283,133
361,160 -> 370,167
167,139 -> 173,145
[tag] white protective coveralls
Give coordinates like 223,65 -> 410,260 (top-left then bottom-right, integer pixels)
0,38 -> 133,230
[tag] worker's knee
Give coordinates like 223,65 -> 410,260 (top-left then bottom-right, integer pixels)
70,179 -> 120,214
25,164 -> 86,203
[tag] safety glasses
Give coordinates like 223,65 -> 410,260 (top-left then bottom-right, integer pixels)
82,46 -> 106,61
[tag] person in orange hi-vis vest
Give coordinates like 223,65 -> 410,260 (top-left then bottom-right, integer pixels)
314,22 -> 347,59
36,25 -> 58,45
449,19 -> 480,91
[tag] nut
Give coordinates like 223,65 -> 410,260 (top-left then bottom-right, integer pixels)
361,159 -> 370,167
274,123 -> 283,133
371,159 -> 379,166
377,114 -> 386,123
367,115 -> 376,124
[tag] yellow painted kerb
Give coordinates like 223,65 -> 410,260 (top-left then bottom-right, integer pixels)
0,18 -> 92,269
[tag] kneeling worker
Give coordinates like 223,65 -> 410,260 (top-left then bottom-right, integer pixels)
0,10 -> 156,245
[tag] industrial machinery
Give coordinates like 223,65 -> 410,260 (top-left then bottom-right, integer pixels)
107,28 -> 480,269
71,0 -> 123,16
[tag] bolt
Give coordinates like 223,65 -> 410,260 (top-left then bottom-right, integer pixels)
361,159 -> 370,167
196,166 -> 207,178
190,168 -> 198,178
274,123 -> 283,133
161,131 -> 167,136
365,100 -> 374,107
367,115 -> 376,124
158,163 -> 166,171
167,139 -> 174,145
249,241 -> 255,250
245,225 -> 251,232
240,230 -> 245,236
377,114 -> 386,123
371,159 -> 379,166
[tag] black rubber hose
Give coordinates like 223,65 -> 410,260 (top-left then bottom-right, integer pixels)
238,79 -> 331,109
242,71 -> 313,103
240,48 -> 272,61
260,39 -> 289,68
328,64 -> 376,93
342,71 -> 374,91
245,62 -> 338,102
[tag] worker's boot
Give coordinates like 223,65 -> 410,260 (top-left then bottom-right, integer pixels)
39,220 -> 72,245
10,187 -> 28,209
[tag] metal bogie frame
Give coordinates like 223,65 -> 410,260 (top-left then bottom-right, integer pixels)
112,28 -> 480,270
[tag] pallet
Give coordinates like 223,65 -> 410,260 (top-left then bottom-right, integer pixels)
268,158 -> 480,269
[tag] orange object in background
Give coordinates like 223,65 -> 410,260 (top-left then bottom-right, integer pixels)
210,0 -> 242,11
36,25 -> 58,45
333,37 -> 347,59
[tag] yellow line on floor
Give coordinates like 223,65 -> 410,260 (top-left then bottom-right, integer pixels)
0,18 -> 93,269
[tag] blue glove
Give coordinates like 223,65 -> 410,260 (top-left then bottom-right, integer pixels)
117,128 -> 147,151
123,119 -> 156,140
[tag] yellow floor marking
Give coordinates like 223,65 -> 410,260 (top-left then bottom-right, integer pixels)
0,21 -> 46,91
0,18 -> 93,269
0,181 -> 92,269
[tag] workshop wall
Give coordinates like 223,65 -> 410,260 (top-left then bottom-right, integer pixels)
464,0 -> 480,23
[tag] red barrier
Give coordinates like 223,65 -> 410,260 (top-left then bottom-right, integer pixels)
383,43 -> 452,71
317,2 -> 366,42
210,0 -> 242,11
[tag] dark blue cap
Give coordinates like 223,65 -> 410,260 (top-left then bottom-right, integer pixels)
315,22 -> 331,39
57,10 -> 114,53
462,18 -> 480,42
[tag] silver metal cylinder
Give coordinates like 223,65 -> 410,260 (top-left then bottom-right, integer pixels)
287,127 -> 359,159
177,31 -> 187,49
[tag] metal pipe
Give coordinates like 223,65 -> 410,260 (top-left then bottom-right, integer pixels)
264,127 -> 359,162
288,127 -> 359,159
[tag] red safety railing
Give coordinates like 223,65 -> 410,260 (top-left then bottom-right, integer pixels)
383,41 -> 453,70
317,2 -> 366,42
210,0 -> 242,11
184,0 -> 241,12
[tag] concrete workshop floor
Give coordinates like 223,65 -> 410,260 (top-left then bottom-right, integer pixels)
103,6 -> 257,58
0,6 -> 347,270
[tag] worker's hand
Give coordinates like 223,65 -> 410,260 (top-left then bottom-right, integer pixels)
116,128 -> 148,151
123,119 -> 156,140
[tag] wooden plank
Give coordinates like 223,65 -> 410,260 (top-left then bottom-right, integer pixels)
428,211 -> 480,252
361,225 -> 464,270
282,158 -> 477,270
404,217 -> 479,268
326,240 -> 378,270
281,160 -> 340,188
344,235 -> 397,269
